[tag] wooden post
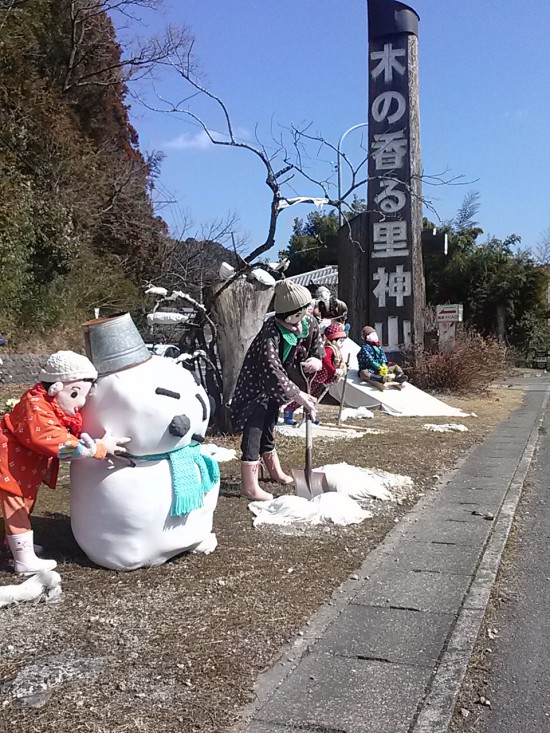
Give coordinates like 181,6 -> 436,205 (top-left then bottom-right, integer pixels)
366,0 -> 425,354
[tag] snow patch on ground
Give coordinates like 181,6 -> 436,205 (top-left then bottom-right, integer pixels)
0,570 -> 61,609
250,462 -> 414,528
249,493 -> 372,528
276,423 -> 365,440
423,423 -> 469,433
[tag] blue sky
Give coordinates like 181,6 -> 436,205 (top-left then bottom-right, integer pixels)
120,1 -> 550,259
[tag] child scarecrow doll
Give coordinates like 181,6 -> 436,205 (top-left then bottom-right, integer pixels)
283,322 -> 348,425
231,280 -> 324,501
0,351 -> 129,575
358,326 -> 408,390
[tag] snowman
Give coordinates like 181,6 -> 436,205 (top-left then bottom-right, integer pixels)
70,314 -> 220,571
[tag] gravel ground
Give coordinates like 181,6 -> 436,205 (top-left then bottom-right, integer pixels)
0,385 -> 523,733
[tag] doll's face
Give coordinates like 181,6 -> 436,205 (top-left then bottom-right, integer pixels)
283,305 -> 309,325
53,380 -> 93,416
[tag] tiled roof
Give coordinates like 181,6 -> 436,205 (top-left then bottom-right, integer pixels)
287,265 -> 338,286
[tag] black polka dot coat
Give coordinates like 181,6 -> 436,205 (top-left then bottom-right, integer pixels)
231,314 -> 325,430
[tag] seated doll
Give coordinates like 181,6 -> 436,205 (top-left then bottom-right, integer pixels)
0,351 -> 129,575
284,322 -> 347,425
358,326 -> 408,391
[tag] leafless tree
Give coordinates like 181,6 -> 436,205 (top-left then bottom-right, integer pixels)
532,227 -> 550,265
62,0 -> 196,93
132,34 -> 472,430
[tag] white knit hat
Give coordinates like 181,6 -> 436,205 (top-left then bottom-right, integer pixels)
39,351 -> 98,383
273,280 -> 312,314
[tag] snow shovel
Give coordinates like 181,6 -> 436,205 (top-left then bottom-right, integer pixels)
292,412 -> 328,499
292,368 -> 328,499
336,355 -> 351,427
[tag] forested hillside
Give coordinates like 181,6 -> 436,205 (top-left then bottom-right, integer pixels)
0,0 -> 168,344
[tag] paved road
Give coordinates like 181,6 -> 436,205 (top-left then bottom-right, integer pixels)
468,397 -> 550,732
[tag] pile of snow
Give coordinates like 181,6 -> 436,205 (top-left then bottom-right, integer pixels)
276,423 -> 365,440
317,462 -> 413,502
250,268 -> 276,287
249,462 -> 414,529
423,423 -> 469,433
0,571 -> 62,608
146,312 -> 189,326
339,406 -> 375,421
200,444 -> 237,463
249,493 -> 372,527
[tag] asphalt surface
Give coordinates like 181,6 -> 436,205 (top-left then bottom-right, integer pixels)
235,375 -> 550,733
469,388 -> 550,732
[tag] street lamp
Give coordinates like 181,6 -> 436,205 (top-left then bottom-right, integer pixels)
337,122 -> 368,227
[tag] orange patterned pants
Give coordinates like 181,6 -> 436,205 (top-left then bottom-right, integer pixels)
0,490 -> 33,535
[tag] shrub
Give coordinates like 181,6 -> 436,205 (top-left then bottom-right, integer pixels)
407,331 -> 508,393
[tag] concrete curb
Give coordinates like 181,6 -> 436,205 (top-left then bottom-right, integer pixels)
411,384 -> 550,732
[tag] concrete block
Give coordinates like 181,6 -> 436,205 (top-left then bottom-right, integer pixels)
400,515 -> 493,545
377,540 -> 481,575
256,653 -> 431,733
353,568 -> 470,613
315,605 -> 452,666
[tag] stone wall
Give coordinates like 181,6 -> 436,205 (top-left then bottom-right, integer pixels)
0,354 -> 47,384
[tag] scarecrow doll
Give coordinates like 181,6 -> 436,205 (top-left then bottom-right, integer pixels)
0,351 -> 129,575
231,280 -> 324,501
283,322 -> 348,425
358,326 -> 408,390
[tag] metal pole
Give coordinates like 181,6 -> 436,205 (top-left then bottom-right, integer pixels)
337,122 -> 368,227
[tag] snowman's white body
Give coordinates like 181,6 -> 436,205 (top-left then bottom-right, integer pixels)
70,357 -> 219,571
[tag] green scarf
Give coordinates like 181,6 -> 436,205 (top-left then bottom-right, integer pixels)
129,443 -> 220,517
276,318 -> 310,363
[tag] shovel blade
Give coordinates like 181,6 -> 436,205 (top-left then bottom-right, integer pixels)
292,469 -> 329,500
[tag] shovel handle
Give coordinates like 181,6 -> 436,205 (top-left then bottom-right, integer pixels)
337,355 -> 351,426
304,413 -> 312,490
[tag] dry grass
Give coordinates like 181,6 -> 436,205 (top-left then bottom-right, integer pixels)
0,384 -> 523,733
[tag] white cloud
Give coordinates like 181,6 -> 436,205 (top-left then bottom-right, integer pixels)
164,126 -> 252,151
164,130 -> 213,150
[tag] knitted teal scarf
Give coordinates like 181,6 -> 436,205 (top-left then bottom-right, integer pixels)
130,443 -> 220,517
276,317 -> 310,363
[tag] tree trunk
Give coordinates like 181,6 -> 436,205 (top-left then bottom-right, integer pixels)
496,304 -> 506,344
206,276 -> 274,432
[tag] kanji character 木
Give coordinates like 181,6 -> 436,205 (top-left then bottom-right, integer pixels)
370,43 -> 406,83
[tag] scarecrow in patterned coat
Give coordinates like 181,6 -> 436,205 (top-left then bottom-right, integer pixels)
0,351 -> 129,575
283,322 -> 348,425
231,280 -> 324,501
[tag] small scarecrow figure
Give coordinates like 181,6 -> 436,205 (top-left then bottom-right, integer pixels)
283,322 -> 348,425
0,351 -> 128,575
231,280 -> 324,501
358,326 -> 408,391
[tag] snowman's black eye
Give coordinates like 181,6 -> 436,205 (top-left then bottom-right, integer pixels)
196,393 -> 207,421
155,388 -> 181,399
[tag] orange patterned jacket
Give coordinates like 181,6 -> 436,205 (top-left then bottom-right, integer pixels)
0,387 -> 82,500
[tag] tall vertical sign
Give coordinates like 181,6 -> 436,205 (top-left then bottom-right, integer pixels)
367,0 -> 425,351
